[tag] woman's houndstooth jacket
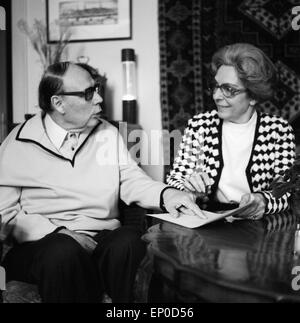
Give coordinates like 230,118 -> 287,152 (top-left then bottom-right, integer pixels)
167,110 -> 296,215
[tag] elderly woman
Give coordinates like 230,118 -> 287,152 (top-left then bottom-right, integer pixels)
167,43 -> 296,220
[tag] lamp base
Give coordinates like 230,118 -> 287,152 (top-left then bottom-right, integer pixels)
122,100 -> 137,124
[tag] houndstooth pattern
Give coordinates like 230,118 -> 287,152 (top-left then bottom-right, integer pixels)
167,110 -> 296,215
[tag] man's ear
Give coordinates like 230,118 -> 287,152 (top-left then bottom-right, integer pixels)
51,95 -> 65,114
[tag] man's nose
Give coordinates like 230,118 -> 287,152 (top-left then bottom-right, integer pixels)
93,91 -> 103,105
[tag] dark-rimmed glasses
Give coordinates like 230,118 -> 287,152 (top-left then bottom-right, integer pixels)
57,83 -> 101,101
208,81 -> 247,99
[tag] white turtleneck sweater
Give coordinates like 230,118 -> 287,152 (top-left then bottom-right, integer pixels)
216,111 -> 257,203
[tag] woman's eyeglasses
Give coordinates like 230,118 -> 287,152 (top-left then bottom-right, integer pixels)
57,83 -> 101,101
208,81 -> 247,99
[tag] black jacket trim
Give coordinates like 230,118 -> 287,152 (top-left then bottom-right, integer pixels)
16,119 -> 102,168
245,110 -> 261,192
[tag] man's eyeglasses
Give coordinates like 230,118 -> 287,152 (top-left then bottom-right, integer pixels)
208,81 -> 247,99
57,83 -> 101,101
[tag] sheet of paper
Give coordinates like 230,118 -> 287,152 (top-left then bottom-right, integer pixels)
147,203 -> 250,228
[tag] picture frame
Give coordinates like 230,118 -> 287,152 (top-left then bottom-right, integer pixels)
46,0 -> 132,43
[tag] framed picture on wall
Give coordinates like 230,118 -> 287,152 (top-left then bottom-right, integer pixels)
46,0 -> 132,43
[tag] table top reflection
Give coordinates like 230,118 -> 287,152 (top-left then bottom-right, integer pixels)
136,211 -> 300,303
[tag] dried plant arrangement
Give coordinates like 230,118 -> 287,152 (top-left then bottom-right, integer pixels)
17,19 -> 72,70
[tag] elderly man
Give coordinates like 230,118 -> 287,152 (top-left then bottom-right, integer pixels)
0,62 -> 203,303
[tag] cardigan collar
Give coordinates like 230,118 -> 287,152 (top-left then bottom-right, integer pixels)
16,112 -> 102,166
43,113 -> 69,151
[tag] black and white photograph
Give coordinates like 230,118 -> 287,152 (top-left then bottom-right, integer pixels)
0,0 -> 300,308
47,0 -> 131,42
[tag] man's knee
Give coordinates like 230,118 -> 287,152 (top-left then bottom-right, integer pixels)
39,233 -> 88,268
97,226 -> 146,258
112,226 -> 144,247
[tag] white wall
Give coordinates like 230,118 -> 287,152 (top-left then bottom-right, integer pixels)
12,0 -> 164,181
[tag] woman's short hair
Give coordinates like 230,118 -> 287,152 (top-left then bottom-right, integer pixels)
38,61 -> 71,113
210,43 -> 276,102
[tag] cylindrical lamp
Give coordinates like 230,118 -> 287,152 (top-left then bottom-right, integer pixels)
122,48 -> 137,124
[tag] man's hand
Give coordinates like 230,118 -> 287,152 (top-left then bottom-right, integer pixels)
162,188 -> 206,219
237,193 -> 266,220
58,229 -> 98,255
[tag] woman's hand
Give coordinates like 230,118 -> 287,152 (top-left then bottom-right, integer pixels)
238,193 -> 266,220
183,172 -> 213,201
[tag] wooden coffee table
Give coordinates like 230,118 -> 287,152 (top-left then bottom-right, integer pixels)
135,211 -> 300,303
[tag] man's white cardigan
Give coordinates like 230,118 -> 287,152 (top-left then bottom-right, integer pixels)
0,113 -> 166,242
